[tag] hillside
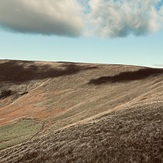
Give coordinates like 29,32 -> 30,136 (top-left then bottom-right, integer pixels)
0,60 -> 163,163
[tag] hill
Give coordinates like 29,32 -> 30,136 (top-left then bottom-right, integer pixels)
0,60 -> 163,163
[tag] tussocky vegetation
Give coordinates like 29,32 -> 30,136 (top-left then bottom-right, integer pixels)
0,60 -> 163,163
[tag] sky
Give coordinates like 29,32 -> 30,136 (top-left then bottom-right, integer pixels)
0,0 -> 163,67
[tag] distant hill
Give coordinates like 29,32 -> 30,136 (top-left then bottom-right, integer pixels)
0,60 -> 163,163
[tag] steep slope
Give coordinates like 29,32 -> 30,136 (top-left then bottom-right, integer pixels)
0,60 -> 163,162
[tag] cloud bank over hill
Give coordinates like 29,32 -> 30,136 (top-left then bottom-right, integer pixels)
0,0 -> 163,37
0,0 -> 83,36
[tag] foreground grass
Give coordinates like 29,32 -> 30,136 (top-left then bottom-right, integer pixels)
0,103 -> 162,163
0,119 -> 43,150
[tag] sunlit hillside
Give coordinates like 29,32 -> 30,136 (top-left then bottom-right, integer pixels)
0,60 -> 163,163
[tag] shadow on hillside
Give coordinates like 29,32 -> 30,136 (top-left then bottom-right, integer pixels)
0,60 -> 97,84
89,68 -> 163,85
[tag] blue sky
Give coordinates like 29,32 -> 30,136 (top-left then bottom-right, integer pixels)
0,0 -> 163,67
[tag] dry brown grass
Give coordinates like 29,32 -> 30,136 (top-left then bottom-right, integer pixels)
0,103 -> 163,163
0,60 -> 163,162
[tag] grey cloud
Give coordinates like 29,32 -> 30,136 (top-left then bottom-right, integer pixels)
0,0 -> 83,36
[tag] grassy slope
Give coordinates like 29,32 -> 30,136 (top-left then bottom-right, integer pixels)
0,60 -> 163,162
0,103 -> 163,163
0,119 -> 43,150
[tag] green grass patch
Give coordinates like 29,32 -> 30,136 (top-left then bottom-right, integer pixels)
0,119 -> 43,150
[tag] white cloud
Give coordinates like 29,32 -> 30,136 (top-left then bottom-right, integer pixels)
0,0 -> 83,36
87,0 -> 163,37
153,64 -> 163,67
0,0 -> 162,38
